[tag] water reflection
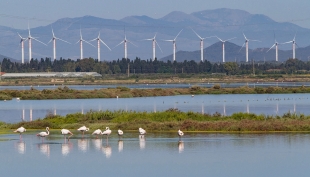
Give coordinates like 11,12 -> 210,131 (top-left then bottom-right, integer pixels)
139,135 -> 146,150
37,143 -> 50,157
78,139 -> 88,152
102,145 -> 112,158
15,141 -> 26,154
118,140 -> 123,152
178,141 -> 184,153
62,142 -> 73,156
92,139 -> 102,151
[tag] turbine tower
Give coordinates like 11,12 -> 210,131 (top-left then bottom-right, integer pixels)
114,33 -> 137,59
90,32 -> 111,62
191,28 -> 214,62
27,24 -> 46,63
216,36 -> 236,63
17,33 -> 27,64
240,33 -> 260,62
47,28 -> 70,61
143,33 -> 163,61
164,29 -> 183,61
282,34 -> 297,59
76,29 -> 95,60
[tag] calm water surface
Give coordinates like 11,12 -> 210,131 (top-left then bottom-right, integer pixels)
1,93 -> 309,123
1,132 -> 310,177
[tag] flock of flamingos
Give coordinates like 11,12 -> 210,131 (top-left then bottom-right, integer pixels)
13,126 -> 185,141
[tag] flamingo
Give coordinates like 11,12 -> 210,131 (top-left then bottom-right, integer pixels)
117,129 -> 123,139
37,127 -> 50,141
102,127 -> 112,140
178,129 -> 184,140
61,129 -> 73,141
139,127 -> 146,135
14,126 -> 26,139
92,129 -> 102,139
77,126 -> 89,137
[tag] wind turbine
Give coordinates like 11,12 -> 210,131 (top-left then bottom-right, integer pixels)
17,33 -> 27,64
267,34 -> 282,62
216,36 -> 236,63
164,29 -> 183,61
90,32 -> 111,62
76,29 -> 95,60
239,33 -> 260,62
143,33 -> 163,61
114,32 -> 137,59
282,34 -> 297,59
191,28 -> 214,61
47,27 -> 70,61
27,24 -> 47,63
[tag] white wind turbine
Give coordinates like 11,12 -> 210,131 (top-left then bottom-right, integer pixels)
164,29 -> 183,61
76,29 -> 95,59
90,32 -> 111,62
114,33 -> 137,59
143,33 -> 163,61
216,36 -> 236,63
267,34 -> 281,62
239,33 -> 260,62
17,33 -> 27,64
27,24 -> 47,63
47,28 -> 70,61
191,28 -> 214,61
282,34 -> 297,59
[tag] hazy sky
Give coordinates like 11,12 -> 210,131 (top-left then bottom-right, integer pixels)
0,0 -> 310,29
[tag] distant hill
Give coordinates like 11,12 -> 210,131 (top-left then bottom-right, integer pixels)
0,8 -> 310,62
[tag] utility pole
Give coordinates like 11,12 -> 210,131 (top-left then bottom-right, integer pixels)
127,63 -> 129,77
252,59 -> 255,76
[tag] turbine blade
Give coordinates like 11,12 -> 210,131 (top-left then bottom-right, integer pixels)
225,37 -> 236,42
243,32 -> 247,40
57,38 -> 71,44
47,38 -> 53,44
99,39 -> 111,51
239,43 -> 245,53
163,39 -> 174,42
174,29 -> 183,40
83,40 -> 95,47
114,41 -> 124,48
267,44 -> 276,52
33,38 -> 47,46
216,36 -> 223,42
191,28 -> 202,40
128,40 -> 138,47
281,41 -> 292,44
76,40 -> 81,44
17,32 -> 23,39
155,41 -> 163,53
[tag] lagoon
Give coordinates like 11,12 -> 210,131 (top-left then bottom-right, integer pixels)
1,132 -> 310,177
1,93 -> 309,123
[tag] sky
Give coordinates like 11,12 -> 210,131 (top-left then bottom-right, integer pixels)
0,0 -> 310,29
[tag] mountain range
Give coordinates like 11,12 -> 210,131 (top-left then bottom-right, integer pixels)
1,8 -> 310,63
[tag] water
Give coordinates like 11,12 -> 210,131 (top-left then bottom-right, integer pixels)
1,94 -> 309,123
0,81 -> 307,90
1,132 -> 310,177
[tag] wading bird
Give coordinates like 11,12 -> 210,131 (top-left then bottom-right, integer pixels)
61,129 -> 73,141
117,129 -> 123,139
37,127 -> 50,141
92,129 -> 103,139
77,126 -> 89,137
102,127 -> 112,140
178,129 -> 184,140
14,127 -> 26,139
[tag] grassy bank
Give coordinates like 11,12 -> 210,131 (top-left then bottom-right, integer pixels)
1,85 -> 310,100
3,110 -> 310,132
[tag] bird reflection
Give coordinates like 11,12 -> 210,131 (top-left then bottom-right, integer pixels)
178,141 -> 184,153
15,141 -> 26,154
92,139 -> 102,151
78,139 -> 88,152
37,143 -> 50,157
139,135 -> 145,150
118,140 -> 123,152
101,145 -> 112,158
61,142 -> 73,156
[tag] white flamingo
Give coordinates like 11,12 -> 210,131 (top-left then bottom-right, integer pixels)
14,127 -> 26,139
102,127 -> 112,140
117,129 -> 123,139
36,127 -> 50,141
139,127 -> 146,135
77,126 -> 89,137
178,129 -> 184,140
92,129 -> 102,139
61,129 -> 73,141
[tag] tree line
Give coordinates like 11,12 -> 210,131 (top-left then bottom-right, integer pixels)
0,57 -> 309,75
